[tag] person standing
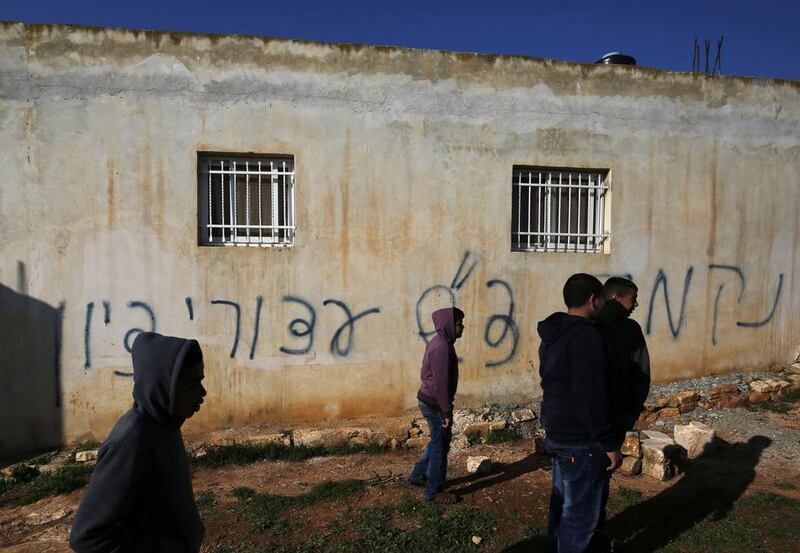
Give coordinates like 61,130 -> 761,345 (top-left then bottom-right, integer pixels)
538,274 -> 621,553
409,307 -> 464,504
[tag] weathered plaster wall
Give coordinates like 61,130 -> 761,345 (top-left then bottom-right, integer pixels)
1,22 -> 799,457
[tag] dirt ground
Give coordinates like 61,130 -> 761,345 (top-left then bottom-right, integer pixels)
2,404 -> 800,553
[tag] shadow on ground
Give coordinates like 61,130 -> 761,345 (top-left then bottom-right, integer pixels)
497,436 -> 771,552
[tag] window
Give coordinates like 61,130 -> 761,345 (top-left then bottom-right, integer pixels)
511,166 -> 609,253
198,153 -> 295,247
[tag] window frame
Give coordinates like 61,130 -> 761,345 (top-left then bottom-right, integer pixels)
197,152 -> 296,248
511,165 -> 611,253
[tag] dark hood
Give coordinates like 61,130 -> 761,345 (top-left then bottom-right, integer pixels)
131,332 -> 201,427
432,307 -> 457,344
537,312 -> 594,345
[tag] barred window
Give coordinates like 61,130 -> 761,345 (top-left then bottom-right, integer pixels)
198,153 -> 295,247
511,166 -> 609,253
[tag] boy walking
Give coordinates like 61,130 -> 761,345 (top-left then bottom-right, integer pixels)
70,332 -> 207,552
538,274 -> 620,553
409,307 -> 464,504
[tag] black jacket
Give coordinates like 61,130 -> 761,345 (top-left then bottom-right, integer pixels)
538,313 -> 616,451
69,333 -> 205,553
598,304 -> 651,434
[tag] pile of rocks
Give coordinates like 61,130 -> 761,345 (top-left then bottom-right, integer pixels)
618,421 -> 716,481
637,371 -> 797,429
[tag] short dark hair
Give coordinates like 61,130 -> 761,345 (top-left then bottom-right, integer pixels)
603,277 -> 638,300
453,307 -> 465,322
563,273 -> 603,308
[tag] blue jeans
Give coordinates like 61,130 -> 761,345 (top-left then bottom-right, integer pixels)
409,400 -> 452,500
545,438 -> 610,553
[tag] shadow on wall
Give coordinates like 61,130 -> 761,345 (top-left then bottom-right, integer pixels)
0,265 -> 64,462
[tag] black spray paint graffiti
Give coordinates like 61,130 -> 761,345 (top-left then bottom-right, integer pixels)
645,267 -> 694,338
323,299 -> 381,357
415,251 -> 520,368
483,279 -> 519,368
708,264 -> 784,345
250,296 -> 263,360
643,264 -> 784,344
210,300 -> 241,358
75,260 -> 785,376
83,300 -> 156,375
280,296 -> 316,355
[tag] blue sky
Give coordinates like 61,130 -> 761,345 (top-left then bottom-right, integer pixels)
2,0 -> 799,81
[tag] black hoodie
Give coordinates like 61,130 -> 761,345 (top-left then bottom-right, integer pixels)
537,313 -> 616,452
69,333 -> 205,553
598,301 -> 651,435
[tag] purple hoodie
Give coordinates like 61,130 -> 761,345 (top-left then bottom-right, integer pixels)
416,307 -> 460,416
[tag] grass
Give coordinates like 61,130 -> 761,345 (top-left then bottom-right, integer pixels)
484,427 -> 523,444
194,441 -> 389,468
196,490 -> 217,510
753,386 -> 800,414
0,464 -> 95,506
608,491 -> 800,553
345,498 -> 495,553
225,481 -> 494,552
607,486 -> 644,514
236,479 -> 367,533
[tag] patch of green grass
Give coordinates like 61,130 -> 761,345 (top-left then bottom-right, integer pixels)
13,464 -> 94,505
650,492 -> 800,552
196,490 -> 216,510
194,441 -> 389,468
658,516 -> 761,553
734,491 -> 800,510
0,476 -> 15,496
607,486 -> 643,514
10,464 -> 41,483
758,401 -> 791,414
235,479 -> 367,533
232,486 -> 257,500
347,499 -> 496,553
465,431 -> 483,446
484,427 -> 523,444
777,386 -> 800,403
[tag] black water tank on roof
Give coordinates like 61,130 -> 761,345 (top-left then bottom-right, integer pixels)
595,52 -> 636,65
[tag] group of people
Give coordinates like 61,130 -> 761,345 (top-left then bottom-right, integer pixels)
409,273 -> 649,552
68,273 -> 648,553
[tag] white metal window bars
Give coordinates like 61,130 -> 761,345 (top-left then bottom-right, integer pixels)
199,155 -> 295,247
511,167 -> 609,252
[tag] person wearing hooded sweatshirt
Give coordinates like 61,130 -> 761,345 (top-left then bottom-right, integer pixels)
69,332 -> 207,553
597,277 -> 650,440
593,277 -> 650,551
409,307 -> 464,504
538,274 -> 621,553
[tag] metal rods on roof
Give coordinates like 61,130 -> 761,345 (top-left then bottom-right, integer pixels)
692,36 -> 724,77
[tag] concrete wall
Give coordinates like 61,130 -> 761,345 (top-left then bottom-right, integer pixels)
2,22 -> 799,458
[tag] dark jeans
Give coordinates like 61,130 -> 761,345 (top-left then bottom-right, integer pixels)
545,438 -> 610,553
409,400 -> 452,500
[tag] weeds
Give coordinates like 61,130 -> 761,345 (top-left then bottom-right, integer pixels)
194,441 -> 389,469
196,490 -> 216,510
484,427 -> 523,444
5,464 -> 95,506
345,498 -> 496,553
235,479 -> 367,533
607,486 -> 643,514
